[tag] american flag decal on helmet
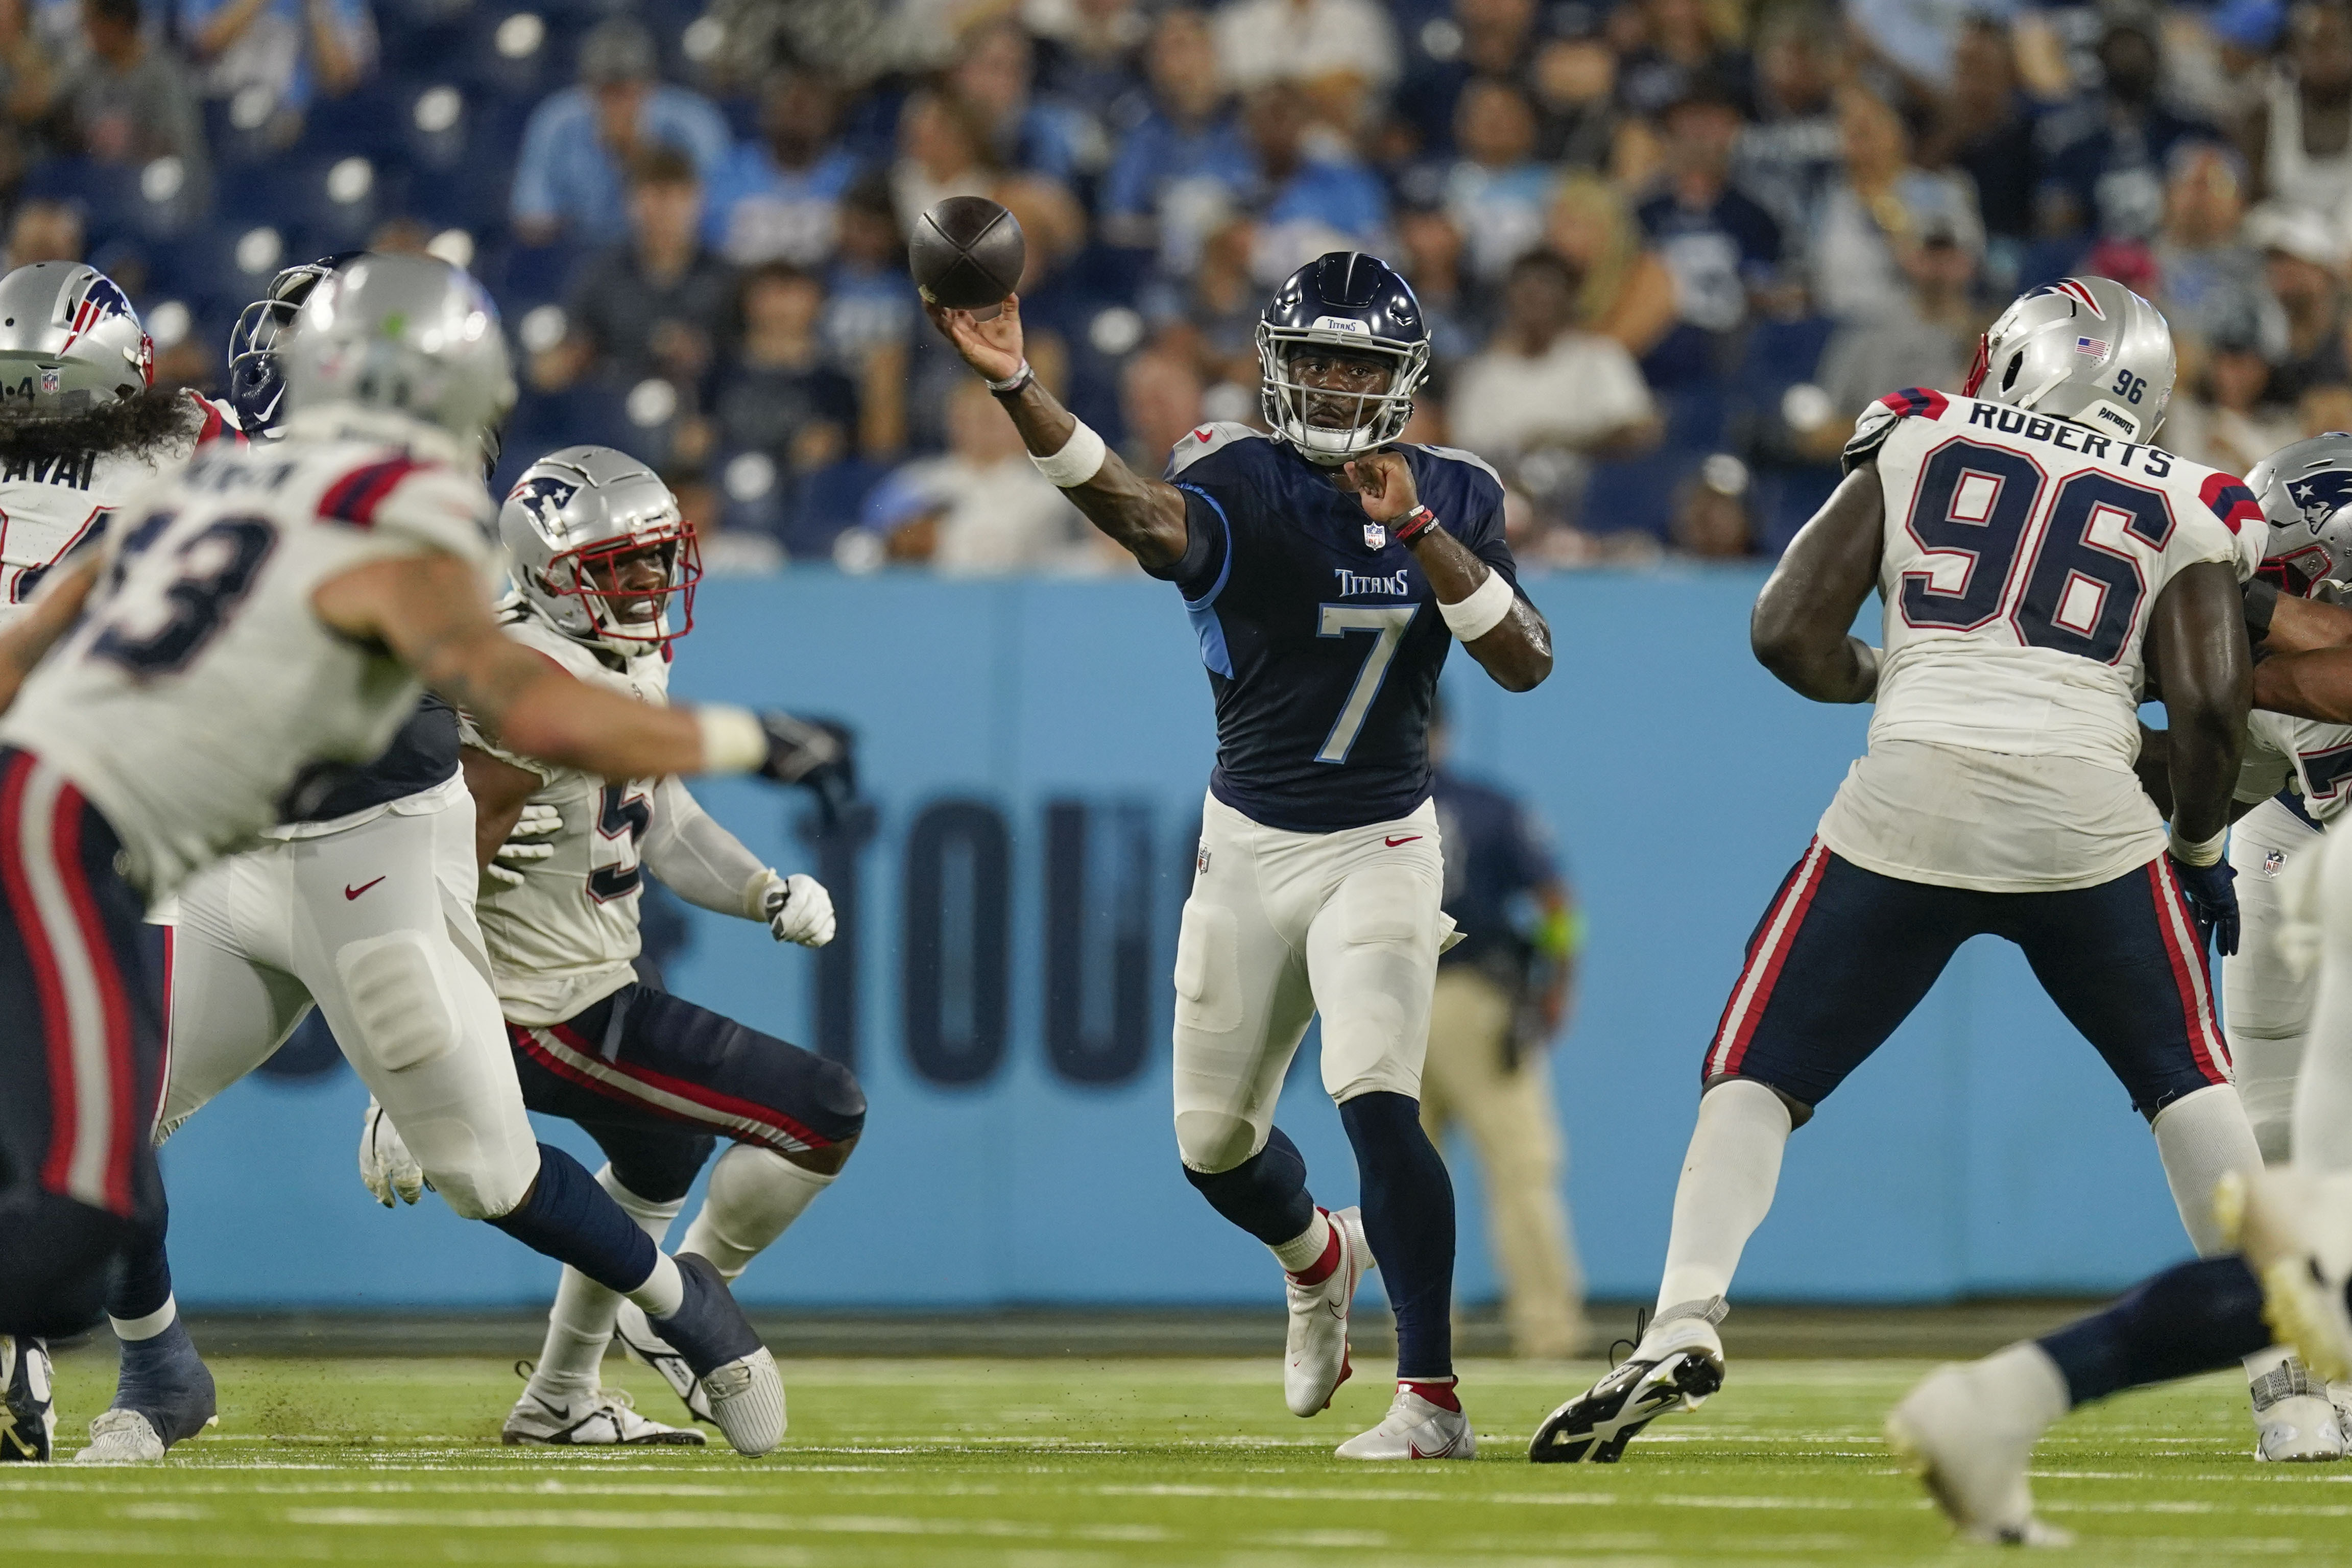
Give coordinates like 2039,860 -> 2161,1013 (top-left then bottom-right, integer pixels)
2075,335 -> 2110,358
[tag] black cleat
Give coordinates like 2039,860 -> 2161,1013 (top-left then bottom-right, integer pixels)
1,1336 -> 54,1462
1529,1349 -> 1724,1464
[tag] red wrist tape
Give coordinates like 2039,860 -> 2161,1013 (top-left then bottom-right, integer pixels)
1394,505 -> 1439,546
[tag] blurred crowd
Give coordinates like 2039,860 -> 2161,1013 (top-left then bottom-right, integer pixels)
1,0 -> 2349,569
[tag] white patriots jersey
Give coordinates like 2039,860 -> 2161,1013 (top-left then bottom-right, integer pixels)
462,606 -> 669,1027
2238,709 -> 2352,826
1818,387 -> 2266,892
0,446 -> 193,624
0,428 -> 495,901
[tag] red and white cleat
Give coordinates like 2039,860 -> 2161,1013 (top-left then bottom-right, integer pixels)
1335,1384 -> 1477,1461
1284,1206 -> 1373,1417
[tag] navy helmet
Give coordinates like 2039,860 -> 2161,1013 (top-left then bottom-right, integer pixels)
226,252 -> 358,437
1256,251 -> 1430,465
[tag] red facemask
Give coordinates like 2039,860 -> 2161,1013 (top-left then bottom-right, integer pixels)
546,524 -> 703,649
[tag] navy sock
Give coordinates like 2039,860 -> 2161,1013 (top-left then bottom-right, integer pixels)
487,1143 -> 659,1296
1340,1091 -> 1455,1382
105,1225 -> 173,1324
2037,1256 -> 2270,1408
1184,1125 -> 1316,1245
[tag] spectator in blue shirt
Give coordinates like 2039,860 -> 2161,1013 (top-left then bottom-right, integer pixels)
703,65 -> 862,269
2036,14 -> 2220,244
1442,77 -> 1554,284
177,0 -> 369,113
511,17 -> 731,247
1240,85 -> 1389,270
949,15 -> 1093,182
1635,73 -> 1781,388
1097,8 -> 1251,267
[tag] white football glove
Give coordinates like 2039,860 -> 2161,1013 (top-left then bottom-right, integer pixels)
484,803 -> 562,890
753,870 -> 835,948
358,1097 -> 427,1207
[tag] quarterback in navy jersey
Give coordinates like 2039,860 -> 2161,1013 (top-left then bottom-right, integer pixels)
930,250 -> 1551,1461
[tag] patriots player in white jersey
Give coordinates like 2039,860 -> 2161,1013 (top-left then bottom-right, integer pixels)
1533,277 -> 2271,1464
0,255 -> 828,1461
0,262 -> 220,1462
931,252 -> 1553,1459
357,446 -> 858,1446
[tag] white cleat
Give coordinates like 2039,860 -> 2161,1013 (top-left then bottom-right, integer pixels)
74,1408 -> 166,1465
614,1300 -> 716,1425
2254,1393 -> 2347,1461
1886,1362 -> 2072,1547
503,1385 -> 707,1446
699,1347 -> 787,1458
2217,1168 -> 2352,1384
1334,1385 -> 1477,1460
1284,1206 -> 1374,1417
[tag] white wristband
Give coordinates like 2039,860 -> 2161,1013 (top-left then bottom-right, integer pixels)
695,706 -> 767,776
2168,822 -> 2228,866
1030,419 -> 1108,488
1438,569 -> 1515,641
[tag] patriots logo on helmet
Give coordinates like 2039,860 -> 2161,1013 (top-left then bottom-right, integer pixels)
509,476 -> 580,533
2287,470 -> 2352,527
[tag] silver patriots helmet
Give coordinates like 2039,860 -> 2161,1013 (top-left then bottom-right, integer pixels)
1963,277 -> 2175,445
0,262 -> 153,409
500,445 -> 701,655
280,253 -> 515,460
2249,430 -> 2352,594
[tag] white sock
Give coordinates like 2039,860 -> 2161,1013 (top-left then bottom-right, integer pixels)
110,1295 -> 177,1343
625,1255 -> 685,1319
1978,1341 -> 2072,1430
2151,1084 -> 2264,1256
2228,1033 -> 2303,1164
678,1144 -> 835,1281
529,1166 -> 683,1404
1270,1210 -> 1332,1276
2293,829 -> 2352,1172
1650,1079 -> 1791,1323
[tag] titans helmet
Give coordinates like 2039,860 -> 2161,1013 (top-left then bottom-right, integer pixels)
0,262 -> 152,410
500,444 -> 701,655
226,253 -> 356,438
2248,431 -> 2352,594
1962,277 -> 2176,445
1255,252 -> 1430,465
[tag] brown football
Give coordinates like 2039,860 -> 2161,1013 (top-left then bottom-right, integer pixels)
908,196 -> 1027,310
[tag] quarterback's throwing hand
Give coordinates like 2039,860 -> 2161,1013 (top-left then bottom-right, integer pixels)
485,802 -> 561,890
1343,449 -> 1420,524
760,872 -> 836,948
2169,853 -> 2240,958
359,1098 -> 427,1207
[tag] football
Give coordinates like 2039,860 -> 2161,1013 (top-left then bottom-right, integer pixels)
908,195 -> 1027,310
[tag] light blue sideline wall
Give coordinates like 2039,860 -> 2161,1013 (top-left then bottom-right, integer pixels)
162,568 -> 2204,1309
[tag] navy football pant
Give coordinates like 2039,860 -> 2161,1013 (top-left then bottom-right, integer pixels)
507,982 -> 866,1204
1707,839 -> 2229,1117
0,749 -> 167,1337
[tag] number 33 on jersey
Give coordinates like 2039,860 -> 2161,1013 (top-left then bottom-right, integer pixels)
1847,387 -> 2264,742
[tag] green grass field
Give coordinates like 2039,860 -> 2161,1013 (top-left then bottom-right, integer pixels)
5,1352 -> 2346,1566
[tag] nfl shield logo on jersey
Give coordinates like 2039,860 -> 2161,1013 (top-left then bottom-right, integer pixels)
2265,849 -> 2286,877
38,368 -> 58,394
1196,841 -> 1210,876
1363,522 -> 1387,551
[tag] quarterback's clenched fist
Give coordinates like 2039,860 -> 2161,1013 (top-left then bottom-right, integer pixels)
752,870 -> 835,948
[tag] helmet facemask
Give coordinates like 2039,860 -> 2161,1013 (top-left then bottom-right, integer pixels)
535,523 -> 703,654
1256,324 -> 1428,465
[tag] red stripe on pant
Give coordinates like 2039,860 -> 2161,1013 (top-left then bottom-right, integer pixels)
2146,858 -> 2230,1085
0,753 -> 81,1200
48,776 -> 138,1213
546,1021 -> 831,1151
1707,838 -> 1830,1079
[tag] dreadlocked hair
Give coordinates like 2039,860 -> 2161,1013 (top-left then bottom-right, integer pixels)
0,388 -> 202,469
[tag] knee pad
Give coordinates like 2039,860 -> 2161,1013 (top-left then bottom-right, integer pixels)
805,1056 -> 868,1142
334,931 -> 458,1073
431,1138 -> 539,1221
1175,1109 -> 1264,1174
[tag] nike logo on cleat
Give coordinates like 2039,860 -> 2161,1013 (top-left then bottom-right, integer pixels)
1384,835 -> 1421,847
344,877 -> 386,900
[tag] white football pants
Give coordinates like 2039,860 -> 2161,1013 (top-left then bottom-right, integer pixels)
2223,795 -> 2323,1162
1172,791 -> 1451,1174
154,776 -> 540,1219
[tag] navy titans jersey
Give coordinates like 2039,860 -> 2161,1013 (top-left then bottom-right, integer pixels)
1151,424 -> 1520,832
289,694 -> 462,824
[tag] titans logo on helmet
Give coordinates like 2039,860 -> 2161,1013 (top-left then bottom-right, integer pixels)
2287,469 -> 2352,527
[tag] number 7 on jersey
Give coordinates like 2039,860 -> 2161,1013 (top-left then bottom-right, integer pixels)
1316,604 -> 1417,763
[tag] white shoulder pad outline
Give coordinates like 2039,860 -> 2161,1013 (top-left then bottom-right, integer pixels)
1409,442 -> 1504,488
1166,421 -> 1266,480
